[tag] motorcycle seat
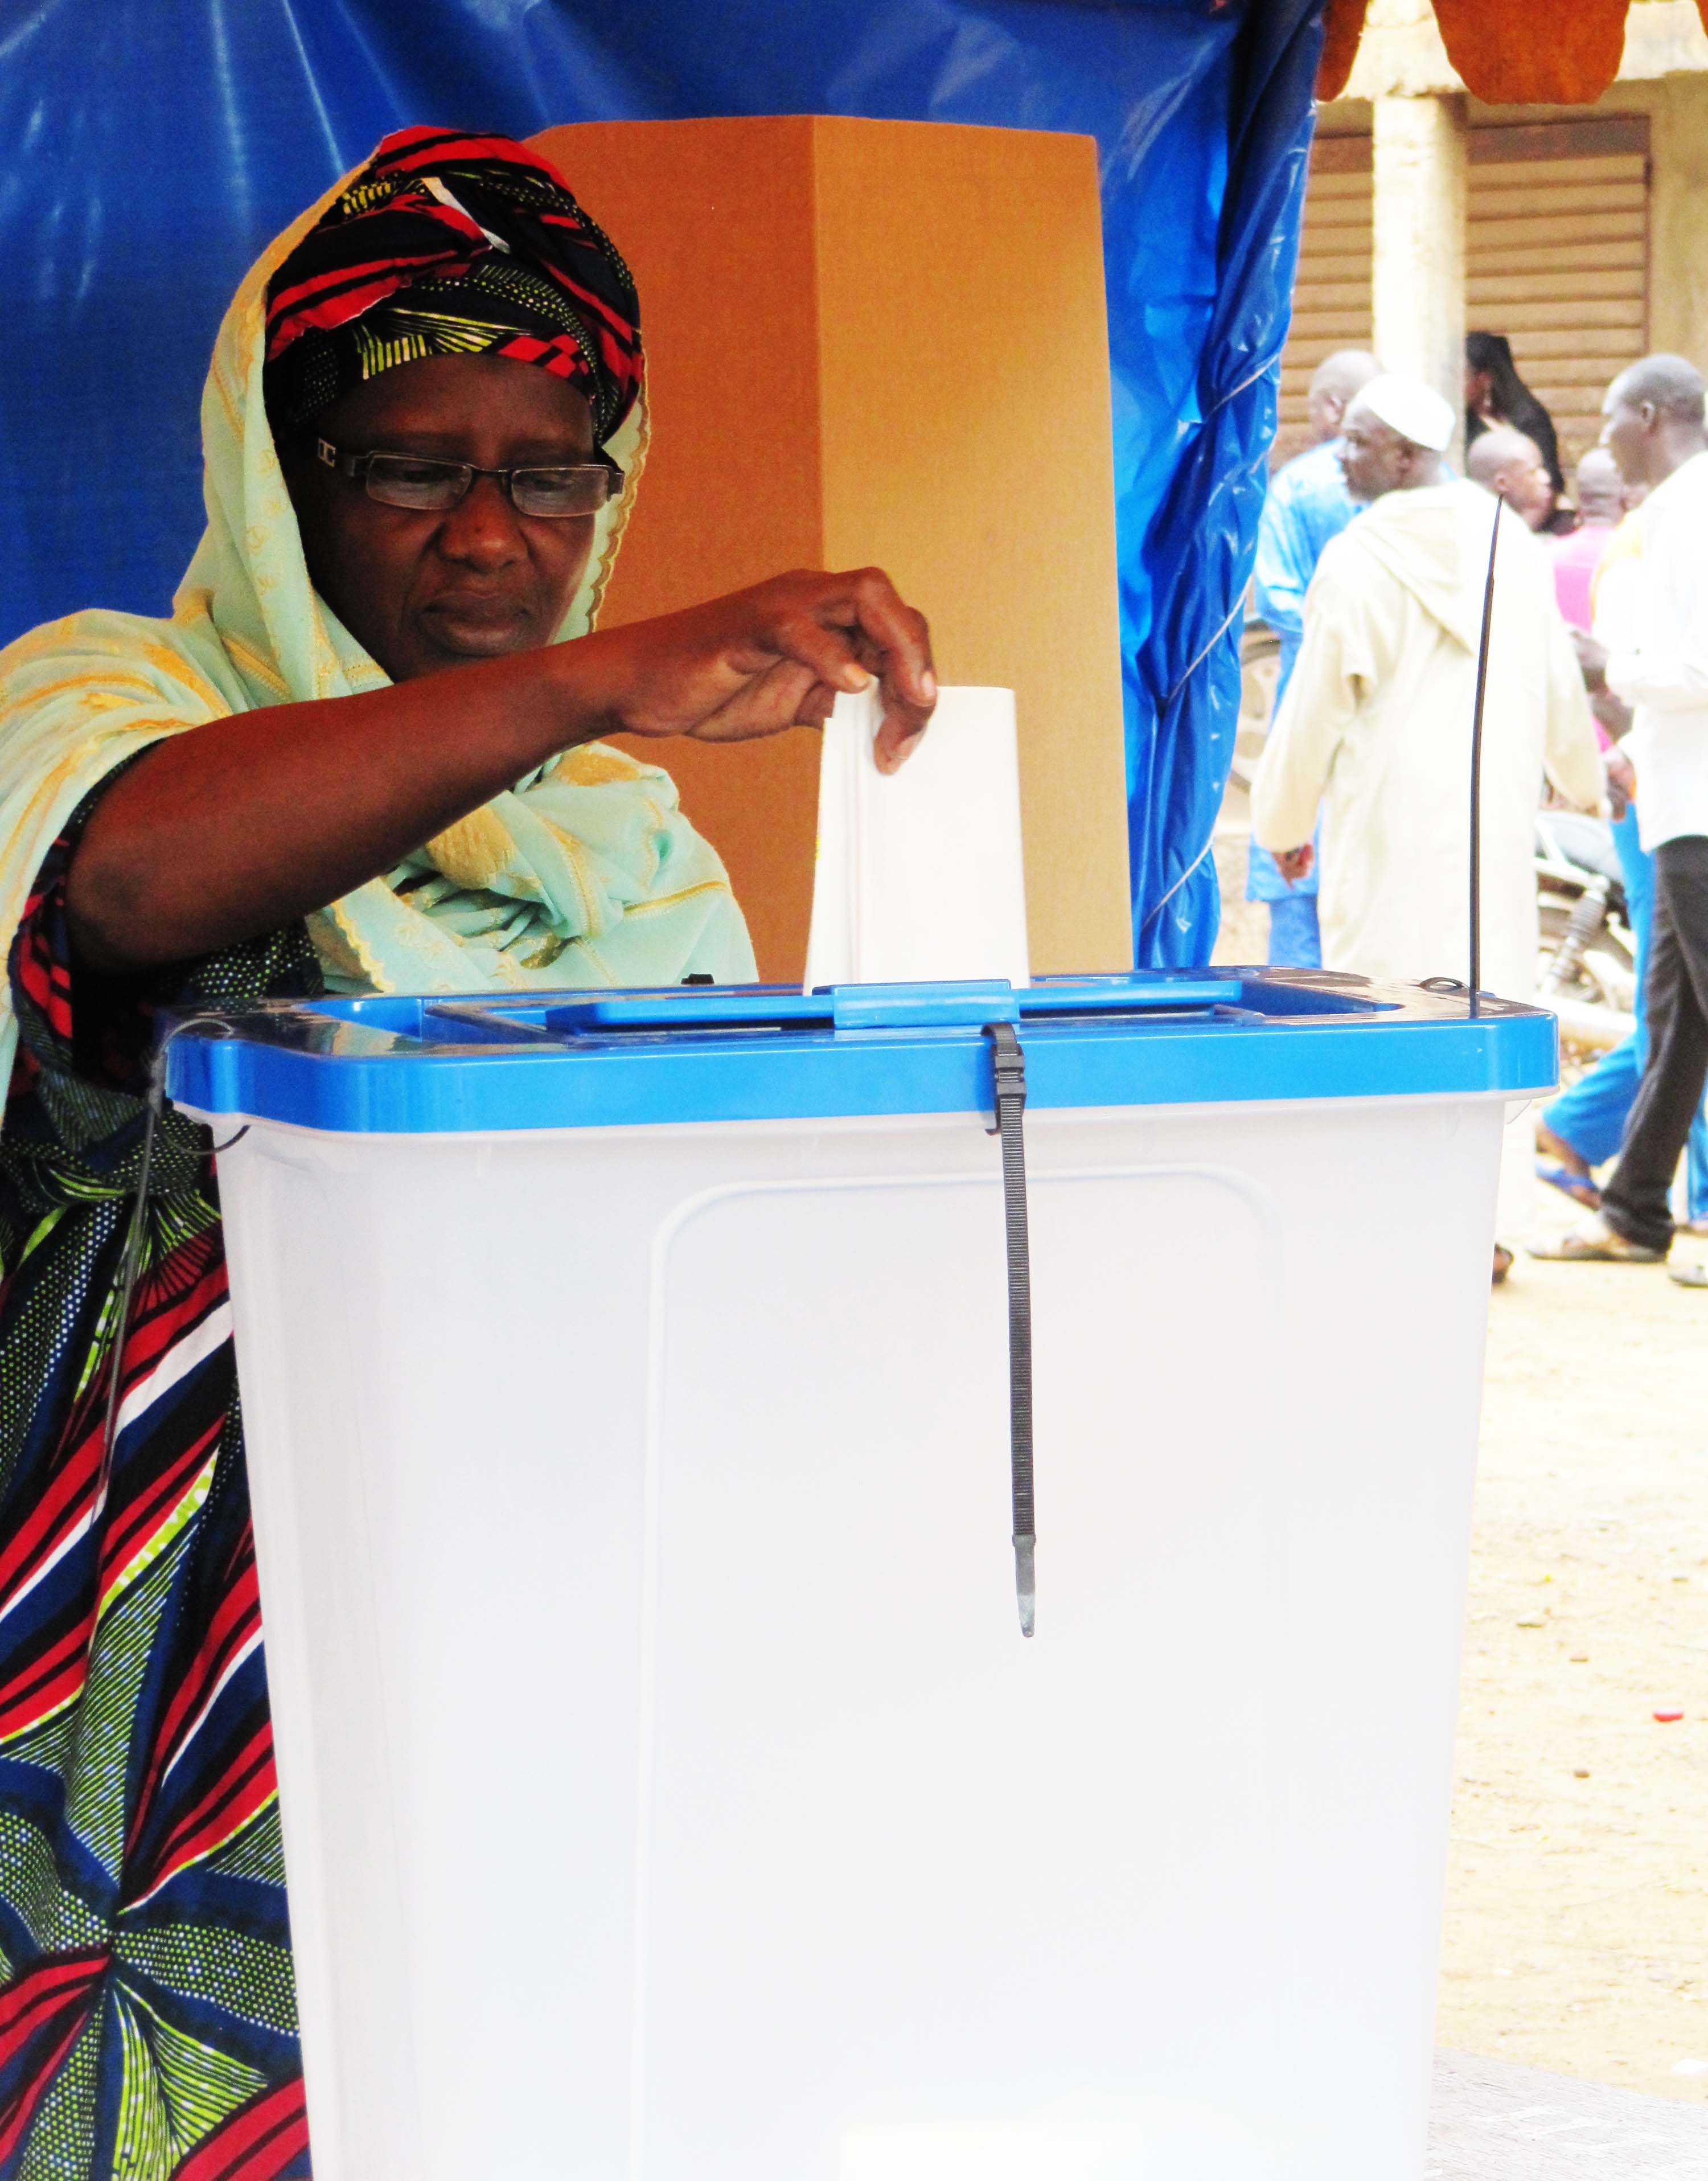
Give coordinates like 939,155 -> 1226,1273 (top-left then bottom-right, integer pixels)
1538,810 -> 1624,887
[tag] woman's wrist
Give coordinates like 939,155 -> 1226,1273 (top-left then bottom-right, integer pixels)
535,625 -> 637,751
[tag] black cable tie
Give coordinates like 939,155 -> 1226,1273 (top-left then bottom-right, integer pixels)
983,1021 -> 1034,1638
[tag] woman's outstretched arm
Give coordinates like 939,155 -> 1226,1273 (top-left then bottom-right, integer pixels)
67,568 -> 934,971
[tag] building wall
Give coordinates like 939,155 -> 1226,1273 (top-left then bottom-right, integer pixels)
1621,73 -> 1708,368
1340,0 -> 1708,376
1469,77 -> 1708,388
1465,77 -> 1708,371
1275,63 -> 1708,475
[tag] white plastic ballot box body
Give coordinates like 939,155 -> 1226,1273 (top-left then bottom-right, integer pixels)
167,970 -> 1558,2181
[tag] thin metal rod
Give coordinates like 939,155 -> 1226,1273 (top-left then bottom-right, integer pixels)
1468,494 -> 1504,1019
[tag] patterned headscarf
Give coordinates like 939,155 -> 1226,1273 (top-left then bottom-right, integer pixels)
263,126 -> 643,443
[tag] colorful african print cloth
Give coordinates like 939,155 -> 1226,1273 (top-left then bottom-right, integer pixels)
0,792 -> 320,2179
264,126 -> 643,440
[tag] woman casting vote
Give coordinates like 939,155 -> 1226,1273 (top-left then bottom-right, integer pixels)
0,127 -> 934,2168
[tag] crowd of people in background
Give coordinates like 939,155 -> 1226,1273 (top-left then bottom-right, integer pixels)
1246,334 -> 1708,1286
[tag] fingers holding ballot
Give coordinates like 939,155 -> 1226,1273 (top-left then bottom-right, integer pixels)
596,565 -> 937,770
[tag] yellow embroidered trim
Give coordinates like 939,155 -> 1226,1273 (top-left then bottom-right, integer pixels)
321,895 -> 397,994
8,668 -> 165,710
221,632 -> 291,699
621,878 -> 732,920
573,937 -> 621,986
580,390 -> 651,634
209,349 -> 244,444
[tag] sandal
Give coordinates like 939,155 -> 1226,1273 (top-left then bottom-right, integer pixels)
1669,1260 -> 1708,1289
1535,1159 -> 1600,1211
1528,1215 -> 1665,1264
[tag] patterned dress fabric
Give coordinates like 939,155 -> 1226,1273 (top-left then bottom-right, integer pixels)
0,796 -> 322,2179
263,126 -> 644,438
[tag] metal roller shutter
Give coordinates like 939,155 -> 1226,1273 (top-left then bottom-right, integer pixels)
1274,134 -> 1373,468
1274,116 -> 1650,481
1467,116 -> 1650,479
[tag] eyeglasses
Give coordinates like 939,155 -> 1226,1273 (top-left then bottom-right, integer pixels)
315,438 -> 625,519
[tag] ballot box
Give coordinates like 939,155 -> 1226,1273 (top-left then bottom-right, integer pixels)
168,970 -> 1554,2181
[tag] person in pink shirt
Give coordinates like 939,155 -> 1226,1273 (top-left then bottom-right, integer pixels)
1551,446 -> 1628,633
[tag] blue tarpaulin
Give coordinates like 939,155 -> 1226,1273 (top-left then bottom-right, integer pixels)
0,0 -> 1324,962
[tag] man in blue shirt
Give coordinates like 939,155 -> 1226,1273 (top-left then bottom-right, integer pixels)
1248,350 -> 1379,964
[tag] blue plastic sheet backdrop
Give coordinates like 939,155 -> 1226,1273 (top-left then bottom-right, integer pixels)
0,0 -> 1324,963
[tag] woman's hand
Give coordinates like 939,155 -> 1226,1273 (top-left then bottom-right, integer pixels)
578,567 -> 937,775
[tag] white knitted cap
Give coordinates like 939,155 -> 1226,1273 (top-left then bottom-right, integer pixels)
1352,373 -> 1456,453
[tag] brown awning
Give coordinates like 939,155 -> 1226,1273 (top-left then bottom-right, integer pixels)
1316,0 -> 1705,105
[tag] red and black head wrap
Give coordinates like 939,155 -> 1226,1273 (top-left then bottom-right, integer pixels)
264,127 -> 643,445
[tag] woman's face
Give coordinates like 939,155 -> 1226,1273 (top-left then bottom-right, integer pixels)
285,352 -> 602,682
1464,363 -> 1493,413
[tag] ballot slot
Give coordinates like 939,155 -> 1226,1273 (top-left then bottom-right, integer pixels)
235,980 -> 1413,1076
202,981 -> 1355,1056
416,974 -> 1333,1051
163,973 -> 1520,1155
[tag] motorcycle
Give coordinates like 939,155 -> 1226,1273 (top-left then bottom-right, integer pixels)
1534,810 -> 1637,1048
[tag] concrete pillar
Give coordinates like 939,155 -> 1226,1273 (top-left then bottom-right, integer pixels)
1644,75 -> 1708,371
1372,93 -> 1468,466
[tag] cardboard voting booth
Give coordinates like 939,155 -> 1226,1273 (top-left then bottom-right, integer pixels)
531,116 -> 1132,983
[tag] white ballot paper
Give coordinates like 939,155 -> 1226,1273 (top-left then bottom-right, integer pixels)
804,683 -> 1030,990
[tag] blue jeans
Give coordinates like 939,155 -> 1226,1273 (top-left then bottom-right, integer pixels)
1266,891 -> 1322,968
1542,807 -> 1708,1219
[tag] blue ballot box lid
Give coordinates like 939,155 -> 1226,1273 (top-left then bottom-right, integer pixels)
162,971 -> 1558,1135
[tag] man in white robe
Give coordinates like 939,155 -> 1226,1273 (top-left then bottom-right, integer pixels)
1252,374 -> 1604,1261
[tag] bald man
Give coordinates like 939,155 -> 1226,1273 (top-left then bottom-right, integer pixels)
1538,354 -> 1708,1269
1465,424 -> 1556,533
1547,447 -> 1627,633
1253,374 -> 1602,1265
1246,349 -> 1381,965
1576,445 -> 1629,524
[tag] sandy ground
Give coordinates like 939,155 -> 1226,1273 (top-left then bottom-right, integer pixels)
1212,815 -> 1708,2104
1443,1237 -> 1708,2102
